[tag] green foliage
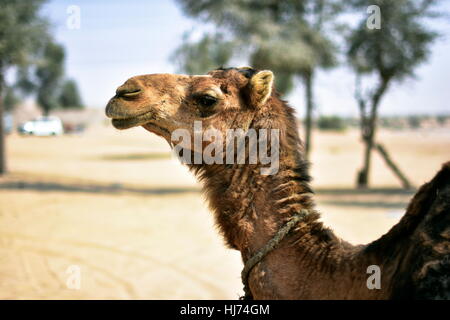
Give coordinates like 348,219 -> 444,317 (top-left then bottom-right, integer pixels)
58,79 -> 84,109
407,116 -> 422,129
0,0 -> 68,115
347,0 -> 439,82
272,71 -> 294,95
14,42 -> 84,113
0,0 -> 49,69
15,66 -> 38,94
0,1 -> 82,115
248,20 -> 338,76
317,115 -> 347,131
2,86 -> 20,112
35,42 -> 65,115
172,33 -> 234,74
174,0 -> 342,92
436,115 -> 447,125
379,117 -> 404,130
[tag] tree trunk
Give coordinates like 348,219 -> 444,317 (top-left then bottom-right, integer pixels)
0,70 -> 5,175
357,79 -> 389,188
304,72 -> 314,160
375,143 -> 412,189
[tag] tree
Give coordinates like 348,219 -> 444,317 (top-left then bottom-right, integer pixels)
58,79 -> 84,109
173,0 -> 342,158
172,33 -> 234,75
35,41 -> 65,116
347,0 -> 439,188
0,0 -> 50,174
317,115 -> 347,131
17,44 -> 83,113
3,86 -> 20,112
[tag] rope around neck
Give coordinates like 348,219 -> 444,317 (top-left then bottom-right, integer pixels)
240,209 -> 309,300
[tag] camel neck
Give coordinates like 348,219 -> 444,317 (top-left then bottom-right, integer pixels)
185,108 -> 355,298
201,153 -> 367,298
193,150 -> 324,255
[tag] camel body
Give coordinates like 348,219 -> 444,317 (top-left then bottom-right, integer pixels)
106,67 -> 450,299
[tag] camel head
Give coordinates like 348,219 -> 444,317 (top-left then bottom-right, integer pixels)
105,67 -> 276,146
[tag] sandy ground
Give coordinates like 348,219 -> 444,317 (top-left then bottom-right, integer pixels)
0,124 -> 449,299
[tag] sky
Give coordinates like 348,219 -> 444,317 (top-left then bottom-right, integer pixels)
40,0 -> 450,117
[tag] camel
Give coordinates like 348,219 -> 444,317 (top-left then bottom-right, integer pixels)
105,67 -> 450,299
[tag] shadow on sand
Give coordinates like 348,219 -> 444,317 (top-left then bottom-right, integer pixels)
0,180 -> 200,196
94,152 -> 172,161
0,179 -> 416,209
315,188 -> 415,196
315,187 -> 416,209
317,199 -> 409,209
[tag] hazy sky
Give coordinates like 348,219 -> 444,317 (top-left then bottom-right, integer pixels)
42,0 -> 450,117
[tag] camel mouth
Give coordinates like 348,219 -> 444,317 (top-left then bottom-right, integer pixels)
109,110 -> 155,130
111,117 -> 142,129
106,98 -> 159,129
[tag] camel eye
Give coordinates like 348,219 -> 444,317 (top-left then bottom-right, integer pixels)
197,94 -> 217,107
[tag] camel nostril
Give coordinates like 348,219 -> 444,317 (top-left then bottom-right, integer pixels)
116,87 -> 142,98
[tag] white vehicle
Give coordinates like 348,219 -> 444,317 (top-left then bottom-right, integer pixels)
21,116 -> 64,136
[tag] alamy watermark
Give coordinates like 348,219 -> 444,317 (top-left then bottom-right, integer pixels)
65,265 -> 81,290
366,5 -> 381,30
366,265 -> 381,289
66,5 -> 81,30
171,121 -> 280,175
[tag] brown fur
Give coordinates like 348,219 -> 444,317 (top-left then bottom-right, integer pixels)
106,67 -> 449,299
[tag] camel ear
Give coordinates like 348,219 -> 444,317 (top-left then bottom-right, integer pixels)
248,70 -> 274,107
